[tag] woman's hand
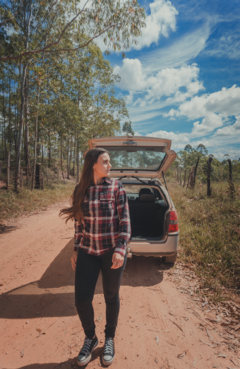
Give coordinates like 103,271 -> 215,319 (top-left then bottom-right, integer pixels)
111,252 -> 124,269
71,251 -> 78,271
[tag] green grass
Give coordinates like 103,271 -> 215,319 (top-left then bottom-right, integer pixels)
0,181 -> 76,222
169,179 -> 240,300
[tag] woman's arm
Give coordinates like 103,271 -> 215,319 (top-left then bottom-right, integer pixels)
114,181 -> 131,257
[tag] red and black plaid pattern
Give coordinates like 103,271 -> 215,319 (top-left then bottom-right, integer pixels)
74,177 -> 131,256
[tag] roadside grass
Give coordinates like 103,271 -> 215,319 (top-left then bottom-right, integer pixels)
0,181 -> 76,222
169,180 -> 240,301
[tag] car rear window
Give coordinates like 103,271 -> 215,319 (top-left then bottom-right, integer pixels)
106,147 -> 166,171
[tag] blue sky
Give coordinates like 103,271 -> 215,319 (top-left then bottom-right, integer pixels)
98,0 -> 240,159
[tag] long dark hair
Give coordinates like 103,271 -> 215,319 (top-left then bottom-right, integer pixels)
59,148 -> 109,222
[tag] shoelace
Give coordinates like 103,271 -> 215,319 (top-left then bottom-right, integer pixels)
80,337 -> 93,355
103,338 -> 114,355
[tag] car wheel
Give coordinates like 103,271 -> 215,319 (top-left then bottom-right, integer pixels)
163,251 -> 177,264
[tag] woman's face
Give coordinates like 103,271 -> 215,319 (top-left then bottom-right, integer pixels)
93,152 -> 111,178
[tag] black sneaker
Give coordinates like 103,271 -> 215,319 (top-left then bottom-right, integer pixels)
77,336 -> 98,366
102,337 -> 115,366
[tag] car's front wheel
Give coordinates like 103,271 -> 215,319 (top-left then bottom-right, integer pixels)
163,251 -> 177,264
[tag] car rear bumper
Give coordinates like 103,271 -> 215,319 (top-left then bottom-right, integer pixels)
127,233 -> 179,257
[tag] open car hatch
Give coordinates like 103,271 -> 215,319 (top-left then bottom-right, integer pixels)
88,136 -> 177,178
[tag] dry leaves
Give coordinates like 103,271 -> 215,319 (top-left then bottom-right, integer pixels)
177,351 -> 187,359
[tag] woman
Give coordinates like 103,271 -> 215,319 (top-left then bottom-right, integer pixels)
60,148 -> 131,366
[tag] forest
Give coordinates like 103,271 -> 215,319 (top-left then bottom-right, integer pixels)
0,0 -> 145,191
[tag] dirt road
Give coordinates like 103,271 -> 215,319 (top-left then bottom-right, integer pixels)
0,201 -> 239,369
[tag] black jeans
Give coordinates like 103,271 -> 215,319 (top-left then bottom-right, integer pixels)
75,247 -> 127,339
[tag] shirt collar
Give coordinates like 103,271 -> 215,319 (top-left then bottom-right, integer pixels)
89,176 -> 111,188
100,176 -> 111,184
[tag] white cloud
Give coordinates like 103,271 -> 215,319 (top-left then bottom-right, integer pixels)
146,130 -> 190,149
203,30 -> 240,60
114,59 -> 147,91
190,113 -> 223,137
215,115 -> 240,137
115,60 -> 203,106
134,0 -> 178,50
141,22 -> 212,72
96,0 -> 178,52
165,85 -> 240,121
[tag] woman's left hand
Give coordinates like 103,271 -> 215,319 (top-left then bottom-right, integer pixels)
111,252 -> 124,269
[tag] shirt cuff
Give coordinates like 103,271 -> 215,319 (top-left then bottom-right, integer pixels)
114,242 -> 126,257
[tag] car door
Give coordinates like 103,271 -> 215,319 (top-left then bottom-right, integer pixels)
88,136 -> 177,178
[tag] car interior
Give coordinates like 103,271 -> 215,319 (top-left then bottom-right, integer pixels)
126,187 -> 168,240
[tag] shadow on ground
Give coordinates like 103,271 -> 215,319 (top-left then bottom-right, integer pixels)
0,238 -> 171,320
17,347 -> 105,368
0,223 -> 19,234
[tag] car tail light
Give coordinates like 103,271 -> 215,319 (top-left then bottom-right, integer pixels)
168,211 -> 179,233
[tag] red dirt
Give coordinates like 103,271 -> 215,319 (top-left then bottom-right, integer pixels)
0,201 -> 239,369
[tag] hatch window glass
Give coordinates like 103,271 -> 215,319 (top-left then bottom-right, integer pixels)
106,147 -> 166,171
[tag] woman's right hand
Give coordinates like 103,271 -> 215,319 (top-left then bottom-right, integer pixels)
71,251 -> 78,271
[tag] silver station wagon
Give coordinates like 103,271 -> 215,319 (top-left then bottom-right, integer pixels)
89,136 -> 179,264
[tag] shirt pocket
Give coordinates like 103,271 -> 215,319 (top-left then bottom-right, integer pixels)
99,191 -> 115,213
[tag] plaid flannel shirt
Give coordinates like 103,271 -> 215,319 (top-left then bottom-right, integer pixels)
74,177 -> 131,256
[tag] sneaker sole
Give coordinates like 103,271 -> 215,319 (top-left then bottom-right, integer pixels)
77,340 -> 98,367
102,354 -> 115,366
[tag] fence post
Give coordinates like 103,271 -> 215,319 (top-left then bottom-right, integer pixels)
6,151 -> 10,190
207,157 -> 213,197
179,168 -> 182,186
228,159 -> 235,199
177,163 -> 179,183
0,161 -> 2,181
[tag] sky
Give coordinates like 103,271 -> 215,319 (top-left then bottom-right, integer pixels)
97,0 -> 240,160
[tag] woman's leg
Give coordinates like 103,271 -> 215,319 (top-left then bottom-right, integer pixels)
100,249 -> 127,338
75,248 -> 101,339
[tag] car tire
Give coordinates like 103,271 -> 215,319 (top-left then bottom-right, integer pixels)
163,251 -> 177,264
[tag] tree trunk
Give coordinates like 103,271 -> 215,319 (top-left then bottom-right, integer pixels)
73,136 -> 76,177
35,163 -> 41,189
15,0 -> 33,192
183,169 -> 187,188
177,163 -> 179,183
60,135 -> 63,170
189,157 -> 200,189
15,63 -> 28,192
32,84 -> 40,191
76,139 -> 79,183
67,138 -> 70,179
69,136 -> 72,177
25,74 -> 30,170
187,168 -> 191,188
48,130 -> 51,167
6,151 -> 10,190
228,159 -> 235,199
8,77 -> 12,156
207,157 -> 213,197
179,168 -> 182,186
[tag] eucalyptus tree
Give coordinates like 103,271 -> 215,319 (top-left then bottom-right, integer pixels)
1,0 -> 145,192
